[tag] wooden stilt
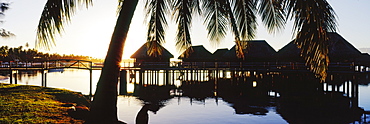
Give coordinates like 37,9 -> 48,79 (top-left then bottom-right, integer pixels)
14,70 -> 17,84
9,70 -> 12,84
119,70 -> 127,95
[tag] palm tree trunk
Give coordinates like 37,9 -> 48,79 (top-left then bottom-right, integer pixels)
86,0 -> 138,123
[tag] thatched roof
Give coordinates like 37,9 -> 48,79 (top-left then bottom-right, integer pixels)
276,32 -> 362,62
357,53 -> 370,65
327,32 -> 362,61
275,41 -> 303,62
213,48 -> 229,61
222,40 -> 276,62
178,45 -> 213,61
130,43 -> 174,59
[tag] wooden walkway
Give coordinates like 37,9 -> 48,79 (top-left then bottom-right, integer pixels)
0,59 -> 94,96
1,59 -> 369,100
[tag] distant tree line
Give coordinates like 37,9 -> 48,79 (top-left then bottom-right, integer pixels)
0,46 -> 103,62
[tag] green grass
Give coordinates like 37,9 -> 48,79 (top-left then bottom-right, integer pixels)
0,83 -> 91,124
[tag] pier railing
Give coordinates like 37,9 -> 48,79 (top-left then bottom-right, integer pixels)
120,61 -> 361,73
0,59 -> 93,70
0,60 -> 365,73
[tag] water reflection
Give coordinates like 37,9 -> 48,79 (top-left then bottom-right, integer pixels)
2,69 -> 369,123
125,71 -> 367,124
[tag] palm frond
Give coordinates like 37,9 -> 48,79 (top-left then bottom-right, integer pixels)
0,28 -> 15,38
146,41 -> 163,57
258,0 -> 286,34
0,1 -> 10,15
36,0 -> 92,50
285,0 -> 337,81
171,0 -> 201,56
224,0 -> 239,41
232,0 -> 258,41
144,0 -> 170,57
202,0 -> 229,44
221,0 -> 244,59
230,0 -> 258,59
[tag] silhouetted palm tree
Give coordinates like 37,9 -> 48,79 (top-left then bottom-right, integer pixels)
36,0 -> 337,123
169,0 -> 336,82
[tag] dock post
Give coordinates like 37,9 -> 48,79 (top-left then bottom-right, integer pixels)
191,69 -> 194,81
89,69 -> 92,97
14,70 -> 17,84
165,70 -> 169,85
9,70 -> 12,84
156,70 -> 159,85
354,79 -> 359,108
41,70 -> 44,86
172,70 -> 175,85
119,70 -> 127,95
151,70 -> 154,85
44,71 -> 47,87
139,70 -> 142,85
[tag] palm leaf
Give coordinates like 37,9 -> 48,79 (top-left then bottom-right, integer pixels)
0,1 -> 10,15
222,0 -> 245,59
202,0 -> 229,44
285,0 -> 337,81
0,28 -> 15,38
232,0 -> 258,41
144,0 -> 170,57
231,0 -> 258,59
171,0 -> 200,57
258,0 -> 286,34
36,0 -> 92,50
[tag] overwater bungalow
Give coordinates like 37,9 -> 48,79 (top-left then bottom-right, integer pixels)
178,45 -> 214,62
276,32 -> 363,63
221,40 -> 277,62
212,48 -> 229,62
178,45 -> 214,68
131,43 -> 174,68
357,53 -> 370,71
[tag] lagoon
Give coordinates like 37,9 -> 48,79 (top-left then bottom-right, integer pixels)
1,69 -> 369,124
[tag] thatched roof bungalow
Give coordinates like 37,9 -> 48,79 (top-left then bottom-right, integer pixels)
131,43 -> 174,67
357,53 -> 370,66
276,32 -> 362,63
178,45 -> 214,62
222,40 -> 276,62
275,41 -> 303,62
213,48 -> 229,61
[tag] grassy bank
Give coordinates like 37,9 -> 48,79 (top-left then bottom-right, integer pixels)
0,83 -> 91,123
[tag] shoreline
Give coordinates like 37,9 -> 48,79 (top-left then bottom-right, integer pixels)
0,83 -> 91,123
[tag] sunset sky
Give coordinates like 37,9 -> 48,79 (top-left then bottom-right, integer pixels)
1,0 -> 370,59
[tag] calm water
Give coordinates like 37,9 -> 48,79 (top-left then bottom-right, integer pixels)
1,69 -> 370,124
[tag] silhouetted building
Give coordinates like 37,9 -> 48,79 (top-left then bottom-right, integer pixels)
131,43 -> 174,68
357,53 -> 370,67
212,48 -> 229,62
222,40 -> 276,62
178,45 -> 214,62
276,32 -> 363,63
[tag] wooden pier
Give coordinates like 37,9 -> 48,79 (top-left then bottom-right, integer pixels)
0,59 -> 94,96
1,60 -> 368,109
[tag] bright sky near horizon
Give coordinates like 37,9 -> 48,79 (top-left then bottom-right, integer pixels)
0,0 -> 370,59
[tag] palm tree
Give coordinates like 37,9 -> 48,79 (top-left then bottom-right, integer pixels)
36,0 -> 337,123
170,0 -> 336,81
